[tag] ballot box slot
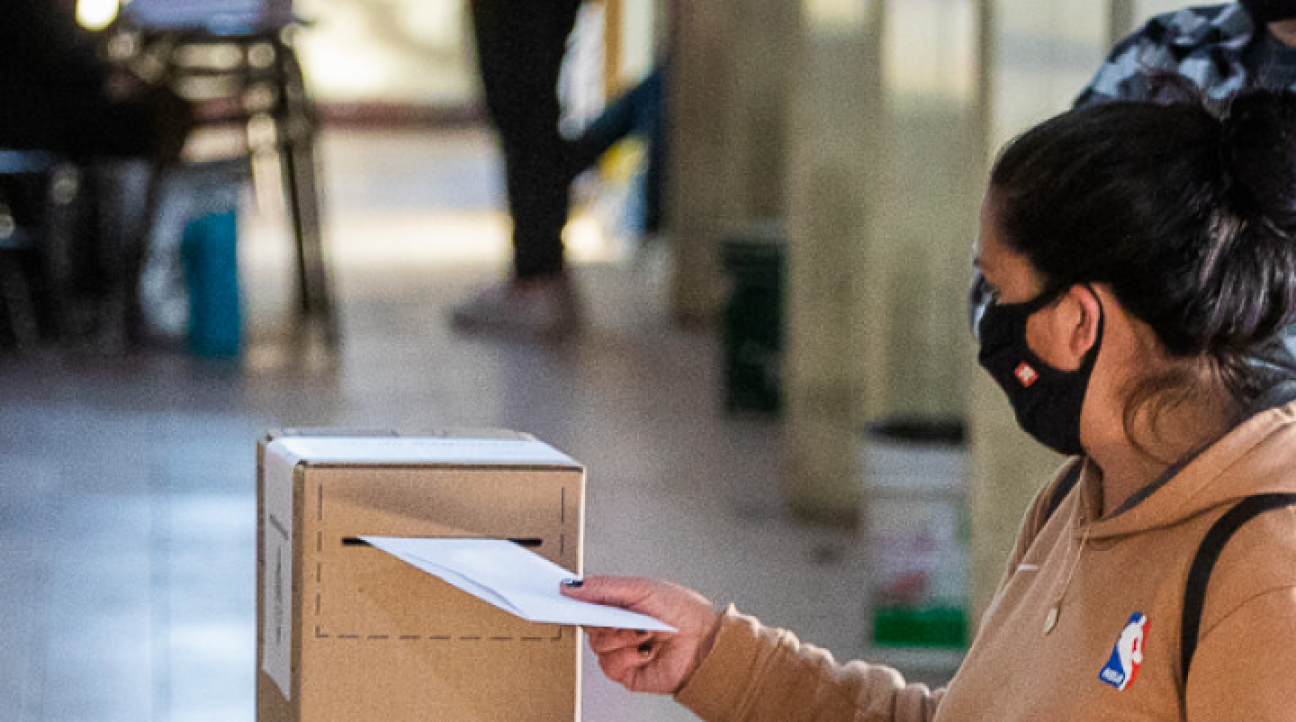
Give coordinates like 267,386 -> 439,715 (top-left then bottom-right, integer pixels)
341,536 -> 544,549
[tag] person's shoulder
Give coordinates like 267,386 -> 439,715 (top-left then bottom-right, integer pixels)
1114,4 -> 1250,55
1077,4 -> 1253,106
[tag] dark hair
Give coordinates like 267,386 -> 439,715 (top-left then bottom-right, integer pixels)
989,88 -> 1296,404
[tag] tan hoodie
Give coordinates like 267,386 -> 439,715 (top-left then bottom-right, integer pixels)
676,399 -> 1296,721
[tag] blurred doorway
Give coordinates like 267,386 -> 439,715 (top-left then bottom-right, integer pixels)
295,0 -> 478,122
291,0 -> 658,126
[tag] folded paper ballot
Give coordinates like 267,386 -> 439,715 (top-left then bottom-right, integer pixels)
361,536 -> 676,632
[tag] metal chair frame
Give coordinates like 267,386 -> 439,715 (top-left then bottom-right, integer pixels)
122,18 -> 338,345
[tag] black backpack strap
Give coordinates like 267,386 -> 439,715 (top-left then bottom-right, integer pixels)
1180,493 -> 1296,684
1043,459 -> 1084,524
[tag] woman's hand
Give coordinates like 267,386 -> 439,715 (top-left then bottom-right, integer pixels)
561,576 -> 722,694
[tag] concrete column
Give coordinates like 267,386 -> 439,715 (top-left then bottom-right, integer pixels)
781,0 -> 987,520
781,1 -> 884,520
966,0 -> 1111,618
665,0 -> 798,324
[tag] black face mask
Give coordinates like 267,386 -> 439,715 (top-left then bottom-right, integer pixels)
976,286 -> 1104,456
1241,0 -> 1296,24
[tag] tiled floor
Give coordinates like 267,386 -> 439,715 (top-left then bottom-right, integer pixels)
0,127 -> 906,721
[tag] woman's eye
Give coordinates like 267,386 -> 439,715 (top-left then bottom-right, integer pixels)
977,276 -> 1000,303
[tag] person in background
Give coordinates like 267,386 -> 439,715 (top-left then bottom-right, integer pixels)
451,0 -> 587,340
453,0 -> 672,340
564,65 -> 668,243
0,0 -> 193,352
1078,0 -> 1296,107
563,89 -> 1296,720
0,0 -> 190,164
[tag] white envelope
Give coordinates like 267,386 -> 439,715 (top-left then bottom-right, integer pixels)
361,536 -> 676,632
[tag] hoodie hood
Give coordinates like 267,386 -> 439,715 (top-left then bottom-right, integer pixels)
1081,394 -> 1296,542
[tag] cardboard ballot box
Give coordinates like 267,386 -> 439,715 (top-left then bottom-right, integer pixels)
256,430 -> 586,721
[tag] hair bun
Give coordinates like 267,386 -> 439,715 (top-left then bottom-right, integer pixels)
1190,89 -> 1296,355
1219,89 -> 1296,232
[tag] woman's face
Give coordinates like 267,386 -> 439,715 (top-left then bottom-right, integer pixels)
974,195 -> 1040,305
974,193 -> 1077,371
974,190 -> 1115,456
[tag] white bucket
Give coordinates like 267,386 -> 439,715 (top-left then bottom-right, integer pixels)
858,420 -> 969,652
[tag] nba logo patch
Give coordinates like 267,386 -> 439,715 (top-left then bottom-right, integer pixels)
1014,362 -> 1039,387
1099,613 -> 1148,691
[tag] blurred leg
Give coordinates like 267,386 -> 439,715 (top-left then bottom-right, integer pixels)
564,68 -> 664,178
470,0 -> 582,280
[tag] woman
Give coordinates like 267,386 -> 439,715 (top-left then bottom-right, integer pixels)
562,89 -> 1296,720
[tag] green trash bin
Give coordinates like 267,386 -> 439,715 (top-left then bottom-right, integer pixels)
721,222 -> 784,413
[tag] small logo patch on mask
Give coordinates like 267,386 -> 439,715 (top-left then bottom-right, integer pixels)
1014,362 -> 1039,387
1099,613 -> 1148,691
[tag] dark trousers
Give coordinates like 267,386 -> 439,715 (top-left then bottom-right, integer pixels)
470,0 -> 582,280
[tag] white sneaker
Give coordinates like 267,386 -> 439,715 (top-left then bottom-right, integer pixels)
450,275 -> 582,340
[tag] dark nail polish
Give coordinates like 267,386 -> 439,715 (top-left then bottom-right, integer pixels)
563,578 -> 584,588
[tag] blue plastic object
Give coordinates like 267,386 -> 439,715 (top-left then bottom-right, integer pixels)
182,205 -> 241,357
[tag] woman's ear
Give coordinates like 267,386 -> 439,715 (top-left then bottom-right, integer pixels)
1026,284 -> 1104,371
1062,285 -> 1103,360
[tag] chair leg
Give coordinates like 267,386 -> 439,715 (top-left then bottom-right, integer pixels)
281,138 -> 327,318
0,253 -> 40,350
275,38 -> 337,346
90,161 -> 164,354
40,163 -> 85,342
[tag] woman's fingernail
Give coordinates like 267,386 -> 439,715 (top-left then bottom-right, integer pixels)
563,578 -> 584,588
